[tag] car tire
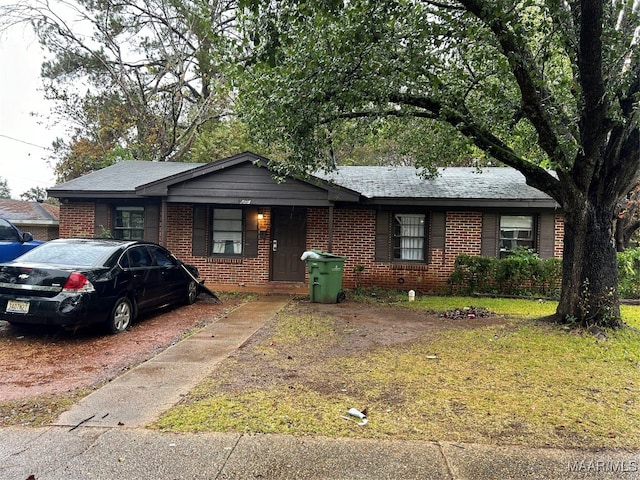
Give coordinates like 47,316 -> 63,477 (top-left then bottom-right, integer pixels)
107,297 -> 134,334
186,280 -> 198,305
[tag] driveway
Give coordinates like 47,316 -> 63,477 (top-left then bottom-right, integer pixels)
0,296 -> 240,402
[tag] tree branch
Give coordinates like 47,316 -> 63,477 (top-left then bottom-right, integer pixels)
458,0 -> 576,170
330,91 -> 566,204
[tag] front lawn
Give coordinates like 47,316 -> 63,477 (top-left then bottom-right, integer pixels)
153,295 -> 640,449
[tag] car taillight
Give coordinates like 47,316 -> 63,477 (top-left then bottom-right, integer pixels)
63,272 -> 96,293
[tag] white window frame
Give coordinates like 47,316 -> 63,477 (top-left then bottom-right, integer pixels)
499,215 -> 534,257
211,208 -> 243,255
393,213 -> 426,261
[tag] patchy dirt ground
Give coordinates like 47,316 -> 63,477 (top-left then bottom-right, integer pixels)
0,296 -> 242,402
212,299 -> 506,393
0,295 -> 503,404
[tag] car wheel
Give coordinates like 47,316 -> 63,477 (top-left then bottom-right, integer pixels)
107,297 -> 133,334
186,280 -> 199,305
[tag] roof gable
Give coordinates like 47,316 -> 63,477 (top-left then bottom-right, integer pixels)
133,152 -> 361,206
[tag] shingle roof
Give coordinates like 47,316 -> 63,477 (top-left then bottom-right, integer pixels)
316,166 -> 552,201
47,158 -> 555,206
48,161 -> 201,193
0,199 -> 60,224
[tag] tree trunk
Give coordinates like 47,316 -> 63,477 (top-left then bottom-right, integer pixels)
557,198 -> 624,328
615,218 -> 625,252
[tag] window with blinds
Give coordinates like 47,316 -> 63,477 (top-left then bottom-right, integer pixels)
393,214 -> 426,261
211,208 -> 243,255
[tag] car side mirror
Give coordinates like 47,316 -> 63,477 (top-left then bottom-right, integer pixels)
22,232 -> 34,242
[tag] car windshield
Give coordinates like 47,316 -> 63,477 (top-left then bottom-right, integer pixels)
16,242 -> 118,267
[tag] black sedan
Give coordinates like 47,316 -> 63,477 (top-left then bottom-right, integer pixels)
0,238 -> 210,334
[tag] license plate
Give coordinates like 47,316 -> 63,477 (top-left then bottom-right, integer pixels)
6,300 -> 30,314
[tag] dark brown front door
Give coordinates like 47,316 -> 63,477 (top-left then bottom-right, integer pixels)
271,207 -> 307,282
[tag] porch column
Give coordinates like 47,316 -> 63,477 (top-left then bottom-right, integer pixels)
161,199 -> 167,246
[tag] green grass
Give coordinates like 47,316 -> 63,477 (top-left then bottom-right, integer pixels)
406,294 -> 640,327
154,296 -> 640,448
0,390 -> 90,427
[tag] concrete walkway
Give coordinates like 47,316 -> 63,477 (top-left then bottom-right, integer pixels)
55,295 -> 290,428
1,295 -> 639,479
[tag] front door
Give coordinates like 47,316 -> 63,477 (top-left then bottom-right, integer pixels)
271,207 -> 307,282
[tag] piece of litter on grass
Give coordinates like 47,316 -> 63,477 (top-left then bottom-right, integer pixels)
426,355 -> 438,360
341,415 -> 369,426
347,407 -> 366,419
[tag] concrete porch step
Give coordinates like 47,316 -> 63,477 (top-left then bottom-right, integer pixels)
214,282 -> 308,296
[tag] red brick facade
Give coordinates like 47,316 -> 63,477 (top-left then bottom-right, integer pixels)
59,202 -> 565,294
59,203 -> 96,238
27,225 -> 59,241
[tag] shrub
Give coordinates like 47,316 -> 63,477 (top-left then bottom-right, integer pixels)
618,247 -> 640,299
449,254 -> 498,295
452,247 -> 640,299
450,248 -> 561,298
541,258 -> 562,297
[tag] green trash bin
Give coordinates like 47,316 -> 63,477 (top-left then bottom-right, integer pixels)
304,251 -> 346,304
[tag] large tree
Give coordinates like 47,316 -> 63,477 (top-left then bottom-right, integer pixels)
238,0 -> 640,328
1,0 -> 241,180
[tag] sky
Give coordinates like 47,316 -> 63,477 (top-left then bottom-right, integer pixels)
0,25 -> 61,199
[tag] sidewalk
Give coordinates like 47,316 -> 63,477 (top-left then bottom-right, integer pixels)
1,427 -> 638,479
56,295 -> 290,428
1,295 -> 638,479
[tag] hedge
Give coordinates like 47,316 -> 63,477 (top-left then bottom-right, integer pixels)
451,247 -> 640,299
449,248 -> 562,298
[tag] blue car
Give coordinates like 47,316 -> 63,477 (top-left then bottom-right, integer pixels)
0,217 -> 44,263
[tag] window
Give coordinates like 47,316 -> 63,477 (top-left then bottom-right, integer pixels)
126,246 -> 153,268
393,214 -> 426,261
192,205 -> 258,259
148,245 -> 177,267
0,218 -> 19,241
114,207 -> 144,240
212,208 -> 243,255
499,215 -> 534,257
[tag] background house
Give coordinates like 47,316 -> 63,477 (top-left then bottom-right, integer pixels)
0,199 -> 60,241
48,152 -> 564,294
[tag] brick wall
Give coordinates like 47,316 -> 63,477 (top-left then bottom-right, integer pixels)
59,203 -> 95,238
164,204 -> 271,287
26,225 -> 59,241
554,212 -> 564,258
59,201 -> 565,293
306,208 -> 485,293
